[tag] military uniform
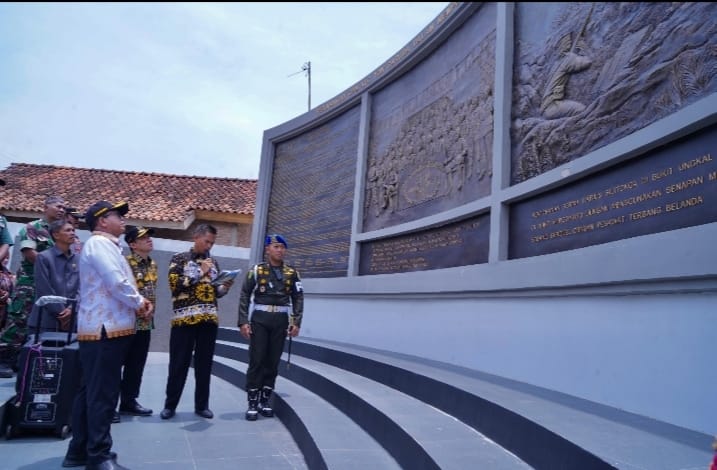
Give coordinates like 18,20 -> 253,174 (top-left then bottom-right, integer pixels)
0,219 -> 54,346
0,214 -> 12,253
238,250 -> 303,420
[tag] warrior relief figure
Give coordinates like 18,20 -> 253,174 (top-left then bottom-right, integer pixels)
540,4 -> 594,120
540,51 -> 592,119
366,159 -> 380,213
444,148 -> 466,195
382,165 -> 399,214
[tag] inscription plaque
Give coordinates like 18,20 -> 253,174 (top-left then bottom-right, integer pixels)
359,214 -> 489,275
267,106 -> 359,278
509,124 -> 717,259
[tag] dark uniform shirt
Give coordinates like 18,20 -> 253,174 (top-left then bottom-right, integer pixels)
237,262 -> 304,327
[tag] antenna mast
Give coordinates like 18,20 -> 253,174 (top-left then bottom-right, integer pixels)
303,61 -> 311,111
289,61 -> 312,111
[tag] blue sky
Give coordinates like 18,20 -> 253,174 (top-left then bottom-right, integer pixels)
0,2 -> 448,179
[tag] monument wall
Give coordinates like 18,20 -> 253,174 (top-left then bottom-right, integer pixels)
250,3 -> 717,434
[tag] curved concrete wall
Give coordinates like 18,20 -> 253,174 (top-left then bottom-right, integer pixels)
251,3 -> 717,434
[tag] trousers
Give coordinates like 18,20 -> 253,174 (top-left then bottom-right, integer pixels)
164,322 -> 217,411
246,309 -> 289,391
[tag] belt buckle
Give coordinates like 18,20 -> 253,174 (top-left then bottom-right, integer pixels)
268,305 -> 277,313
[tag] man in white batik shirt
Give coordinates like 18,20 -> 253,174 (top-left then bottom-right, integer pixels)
63,200 -> 153,470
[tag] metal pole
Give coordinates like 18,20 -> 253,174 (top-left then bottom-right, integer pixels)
288,61 -> 312,112
304,61 -> 311,111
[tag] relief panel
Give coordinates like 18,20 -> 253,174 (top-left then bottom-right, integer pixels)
512,2 -> 717,184
363,4 -> 496,232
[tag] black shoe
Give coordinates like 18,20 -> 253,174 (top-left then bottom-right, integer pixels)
0,364 -> 13,378
160,408 -> 175,420
119,401 -> 153,416
61,455 -> 86,468
63,452 -> 117,468
0,345 -> 19,373
85,459 -> 128,470
194,408 -> 213,419
112,411 -> 121,424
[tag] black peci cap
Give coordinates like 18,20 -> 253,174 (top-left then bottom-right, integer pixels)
85,201 -> 128,231
124,225 -> 155,244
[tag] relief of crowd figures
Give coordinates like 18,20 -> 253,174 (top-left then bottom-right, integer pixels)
363,45 -> 495,231
364,95 -> 492,227
512,2 -> 717,184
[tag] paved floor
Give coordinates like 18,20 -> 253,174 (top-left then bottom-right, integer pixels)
0,352 -> 309,470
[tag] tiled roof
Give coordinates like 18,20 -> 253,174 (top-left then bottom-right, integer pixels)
0,163 -> 256,223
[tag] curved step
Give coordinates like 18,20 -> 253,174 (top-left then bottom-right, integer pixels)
212,351 -> 402,470
288,335 -> 713,470
216,340 -> 530,469
216,328 -> 713,470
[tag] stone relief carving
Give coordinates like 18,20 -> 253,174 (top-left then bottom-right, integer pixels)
512,2 -> 717,184
365,94 -> 493,227
363,32 -> 495,231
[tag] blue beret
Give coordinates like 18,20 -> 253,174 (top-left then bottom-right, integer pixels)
265,234 -> 288,248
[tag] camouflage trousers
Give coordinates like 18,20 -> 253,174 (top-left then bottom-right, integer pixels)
0,284 -> 34,347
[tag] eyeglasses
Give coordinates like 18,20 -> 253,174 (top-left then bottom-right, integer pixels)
103,211 -> 125,220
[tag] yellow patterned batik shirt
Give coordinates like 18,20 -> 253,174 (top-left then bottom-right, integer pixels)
125,251 -> 157,331
167,249 -> 220,327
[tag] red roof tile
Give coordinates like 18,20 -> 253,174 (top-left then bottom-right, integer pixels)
0,163 -> 256,223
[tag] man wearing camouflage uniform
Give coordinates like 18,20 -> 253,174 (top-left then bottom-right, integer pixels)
0,195 -> 66,378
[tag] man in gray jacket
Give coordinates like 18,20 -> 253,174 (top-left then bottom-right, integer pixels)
28,219 -> 78,333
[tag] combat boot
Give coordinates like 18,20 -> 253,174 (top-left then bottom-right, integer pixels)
259,386 -> 274,417
245,388 -> 259,421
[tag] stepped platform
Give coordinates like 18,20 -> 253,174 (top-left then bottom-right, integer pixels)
213,343 -> 529,470
1,328 -> 712,469
214,328 -> 713,470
